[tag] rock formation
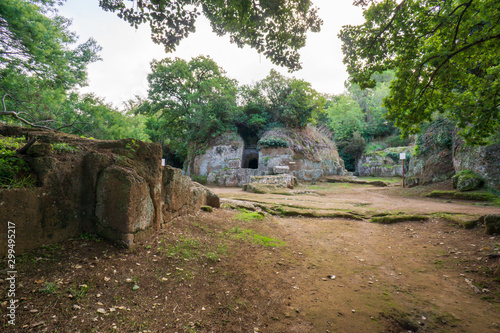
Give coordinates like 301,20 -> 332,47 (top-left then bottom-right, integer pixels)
0,125 -> 219,256
186,126 -> 346,186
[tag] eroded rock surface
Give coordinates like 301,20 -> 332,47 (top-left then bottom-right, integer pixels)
0,125 -> 219,256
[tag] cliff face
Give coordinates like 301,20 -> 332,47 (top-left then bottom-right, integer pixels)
453,133 -> 500,192
0,125 -> 219,256
186,126 -> 346,186
404,118 -> 455,186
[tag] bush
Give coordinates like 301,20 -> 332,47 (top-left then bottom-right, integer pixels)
258,137 -> 289,148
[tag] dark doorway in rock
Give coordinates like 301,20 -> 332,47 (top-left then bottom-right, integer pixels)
248,158 -> 259,169
237,124 -> 260,169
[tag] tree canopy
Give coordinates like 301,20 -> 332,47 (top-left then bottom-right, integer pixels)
143,55 -> 239,159
340,0 -> 500,144
99,0 -> 323,71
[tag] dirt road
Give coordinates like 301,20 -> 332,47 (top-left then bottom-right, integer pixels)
213,181 -> 500,332
3,180 -> 499,332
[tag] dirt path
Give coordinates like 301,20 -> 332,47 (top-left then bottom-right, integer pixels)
213,181 -> 500,332
2,180 -> 499,332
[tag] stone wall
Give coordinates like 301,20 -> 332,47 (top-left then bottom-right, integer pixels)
357,147 -> 411,177
0,125 -> 219,256
258,127 -> 346,181
188,132 -> 244,176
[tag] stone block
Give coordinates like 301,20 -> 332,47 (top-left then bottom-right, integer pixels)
96,166 -> 154,235
273,166 -> 290,174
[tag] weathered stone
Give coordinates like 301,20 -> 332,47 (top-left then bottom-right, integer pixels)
273,165 -> 290,174
453,132 -> 500,191
0,124 -> 219,256
249,174 -> 296,189
452,170 -> 484,192
357,147 -> 410,177
405,119 -> 455,185
187,126 -> 346,185
96,166 -> 154,236
484,214 -> 500,235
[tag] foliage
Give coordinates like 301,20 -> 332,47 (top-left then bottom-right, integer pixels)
0,0 -> 102,130
340,0 -> 500,144
346,70 -> 397,140
414,117 -> 454,156
237,70 -> 324,133
99,0 -> 322,71
144,55 -> 238,160
258,137 -> 289,149
228,227 -> 285,248
326,94 -> 365,142
233,209 -> 265,222
62,93 -> 150,141
52,142 -> 80,153
0,138 -> 35,188
336,131 -> 366,171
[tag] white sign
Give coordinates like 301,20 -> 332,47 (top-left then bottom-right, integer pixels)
400,153 -> 406,160
161,158 -> 166,166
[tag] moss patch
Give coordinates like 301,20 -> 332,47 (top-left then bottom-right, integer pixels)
426,190 -> 497,202
437,213 -> 480,229
370,215 -> 429,224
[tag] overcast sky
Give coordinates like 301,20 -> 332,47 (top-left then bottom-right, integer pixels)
58,1 -> 365,109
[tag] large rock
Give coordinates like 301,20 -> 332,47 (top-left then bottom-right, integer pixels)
405,118 -> 455,186
187,133 -> 244,176
96,167 -> 154,246
453,131 -> 500,191
162,165 -> 219,223
258,127 -> 346,180
483,215 -> 500,235
186,126 -> 346,185
452,170 -> 484,192
0,125 -> 220,256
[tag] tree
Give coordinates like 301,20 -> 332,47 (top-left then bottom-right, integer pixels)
99,0 -> 323,71
144,55 -> 238,159
347,70 -> 397,139
0,0 -> 101,130
326,94 -> 365,142
340,0 -> 500,144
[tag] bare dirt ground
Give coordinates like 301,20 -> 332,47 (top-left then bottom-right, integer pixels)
1,179 -> 500,332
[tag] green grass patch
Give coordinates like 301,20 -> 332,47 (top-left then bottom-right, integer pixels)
52,142 -> 80,153
371,214 -> 429,224
436,213 -> 479,229
229,227 -> 285,248
233,209 -> 265,221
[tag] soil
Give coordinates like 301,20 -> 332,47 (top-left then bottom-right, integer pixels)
1,179 -> 500,332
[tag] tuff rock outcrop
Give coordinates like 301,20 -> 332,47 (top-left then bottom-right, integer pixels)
0,125 -> 219,256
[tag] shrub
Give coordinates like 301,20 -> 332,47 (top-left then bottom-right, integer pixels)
258,137 -> 289,148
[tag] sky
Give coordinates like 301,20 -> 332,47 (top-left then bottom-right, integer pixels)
58,1 -> 365,109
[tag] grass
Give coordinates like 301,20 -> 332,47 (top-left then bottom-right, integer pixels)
436,213 -> 479,229
228,227 -> 285,248
52,142 -> 80,153
233,209 -> 265,221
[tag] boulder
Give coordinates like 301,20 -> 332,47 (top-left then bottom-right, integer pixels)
95,166 -> 154,245
483,214 -> 500,235
452,170 -> 484,192
453,131 -> 500,191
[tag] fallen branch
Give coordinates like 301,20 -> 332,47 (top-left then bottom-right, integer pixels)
16,137 -> 37,154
